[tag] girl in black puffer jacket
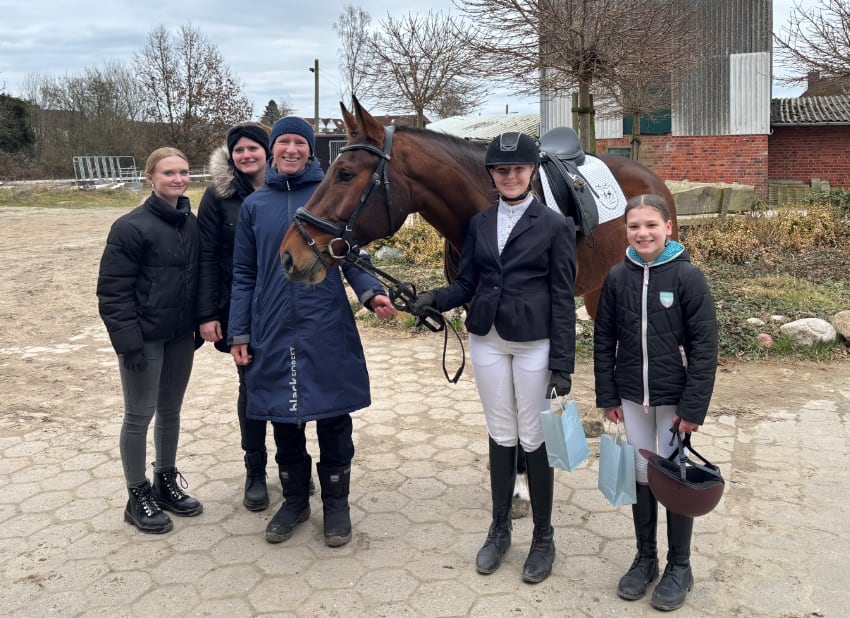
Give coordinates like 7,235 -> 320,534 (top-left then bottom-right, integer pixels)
594,194 -> 717,612
97,147 -> 203,534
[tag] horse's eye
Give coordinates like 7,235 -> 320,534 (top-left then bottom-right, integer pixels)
336,169 -> 354,182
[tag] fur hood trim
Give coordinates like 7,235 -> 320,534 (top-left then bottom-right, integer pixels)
208,144 -> 238,199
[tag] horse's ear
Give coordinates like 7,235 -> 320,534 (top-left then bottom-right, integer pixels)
340,101 -> 359,139
351,97 -> 384,146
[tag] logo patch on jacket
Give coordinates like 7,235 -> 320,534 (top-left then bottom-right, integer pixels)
659,291 -> 674,308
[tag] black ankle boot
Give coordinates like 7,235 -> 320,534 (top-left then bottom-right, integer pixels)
522,444 -> 555,584
152,466 -> 203,516
618,483 -> 659,600
243,450 -> 269,511
318,463 -> 352,547
125,480 -> 173,534
651,510 -> 695,611
476,437 -> 516,574
265,460 -> 311,543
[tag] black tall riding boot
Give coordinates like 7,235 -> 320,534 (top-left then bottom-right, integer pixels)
476,437 -> 517,574
617,483 -> 659,600
318,462 -> 352,547
651,510 -> 695,611
265,459 -> 312,543
152,466 -> 203,516
243,450 -> 269,512
522,443 -> 555,583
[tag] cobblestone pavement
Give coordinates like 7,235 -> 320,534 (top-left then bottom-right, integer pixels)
0,207 -> 849,617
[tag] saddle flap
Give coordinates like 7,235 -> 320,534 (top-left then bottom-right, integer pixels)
539,154 -> 599,235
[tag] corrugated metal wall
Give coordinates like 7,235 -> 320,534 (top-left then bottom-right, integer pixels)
672,0 -> 772,136
540,94 -> 622,139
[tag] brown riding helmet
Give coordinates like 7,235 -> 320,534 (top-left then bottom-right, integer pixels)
639,430 -> 724,518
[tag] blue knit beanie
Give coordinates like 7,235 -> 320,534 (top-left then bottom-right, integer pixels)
269,116 -> 315,155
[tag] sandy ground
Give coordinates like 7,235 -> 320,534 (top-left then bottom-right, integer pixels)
1,206 -> 849,617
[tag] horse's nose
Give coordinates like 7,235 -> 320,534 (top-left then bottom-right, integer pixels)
280,251 -> 294,275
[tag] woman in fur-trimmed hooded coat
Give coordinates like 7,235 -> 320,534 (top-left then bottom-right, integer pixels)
196,122 -> 277,512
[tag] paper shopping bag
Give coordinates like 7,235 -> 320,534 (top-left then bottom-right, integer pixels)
540,400 -> 590,471
598,424 -> 637,506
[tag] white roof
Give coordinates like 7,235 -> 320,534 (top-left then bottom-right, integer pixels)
426,113 -> 541,140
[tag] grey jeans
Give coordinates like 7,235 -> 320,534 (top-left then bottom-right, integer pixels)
118,334 -> 194,486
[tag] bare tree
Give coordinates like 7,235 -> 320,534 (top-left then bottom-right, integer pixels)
20,64 -> 153,175
364,11 -> 489,126
334,5 -> 374,107
134,24 -> 252,163
458,0 -> 698,150
774,0 -> 850,94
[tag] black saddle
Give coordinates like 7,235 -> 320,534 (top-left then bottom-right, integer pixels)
538,127 -> 598,235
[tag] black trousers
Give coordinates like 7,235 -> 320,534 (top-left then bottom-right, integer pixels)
273,413 -> 355,468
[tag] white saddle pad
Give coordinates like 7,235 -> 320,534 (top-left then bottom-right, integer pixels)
540,156 -> 627,225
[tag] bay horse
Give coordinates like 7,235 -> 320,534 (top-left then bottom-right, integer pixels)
280,97 -> 677,317
279,97 -> 677,516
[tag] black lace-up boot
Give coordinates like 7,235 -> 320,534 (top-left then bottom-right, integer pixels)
152,466 -> 203,516
521,443 -> 555,583
476,437 -> 517,574
618,483 -> 659,599
125,480 -> 173,534
651,510 -> 694,611
243,450 -> 269,511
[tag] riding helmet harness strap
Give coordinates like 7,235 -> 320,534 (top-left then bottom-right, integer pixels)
291,125 -> 465,384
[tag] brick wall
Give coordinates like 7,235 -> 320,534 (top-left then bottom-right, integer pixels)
597,135 -> 770,199
768,126 -> 850,189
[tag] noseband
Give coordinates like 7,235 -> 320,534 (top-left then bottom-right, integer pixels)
292,126 -> 395,265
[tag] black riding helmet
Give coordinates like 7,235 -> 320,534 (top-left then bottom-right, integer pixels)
485,132 -> 540,202
484,132 -> 540,168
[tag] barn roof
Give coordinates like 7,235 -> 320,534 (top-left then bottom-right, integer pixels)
771,95 -> 850,126
426,113 -> 541,140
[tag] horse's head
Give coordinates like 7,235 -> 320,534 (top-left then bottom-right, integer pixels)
280,97 -> 405,283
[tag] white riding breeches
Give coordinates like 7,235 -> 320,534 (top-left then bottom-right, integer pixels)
621,398 -> 680,484
469,327 -> 550,452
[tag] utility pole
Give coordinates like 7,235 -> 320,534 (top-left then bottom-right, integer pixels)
309,59 -> 319,133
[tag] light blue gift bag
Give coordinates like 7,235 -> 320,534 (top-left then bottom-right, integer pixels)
540,399 -> 590,471
598,424 -> 637,505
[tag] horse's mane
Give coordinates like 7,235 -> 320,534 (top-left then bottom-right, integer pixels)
395,125 -> 487,174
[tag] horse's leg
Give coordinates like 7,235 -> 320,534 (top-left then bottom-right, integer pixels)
581,288 -> 602,322
512,445 -> 530,519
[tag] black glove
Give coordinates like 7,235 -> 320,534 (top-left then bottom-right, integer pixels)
409,291 -> 436,316
546,370 -> 572,398
123,348 -> 148,373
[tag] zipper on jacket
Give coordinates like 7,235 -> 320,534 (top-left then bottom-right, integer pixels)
641,263 -> 650,414
679,345 -> 688,370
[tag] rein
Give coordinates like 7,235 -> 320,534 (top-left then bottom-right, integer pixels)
291,125 -> 465,384
344,252 -> 466,384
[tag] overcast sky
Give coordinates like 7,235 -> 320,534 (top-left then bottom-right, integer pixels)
0,0 -> 804,121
